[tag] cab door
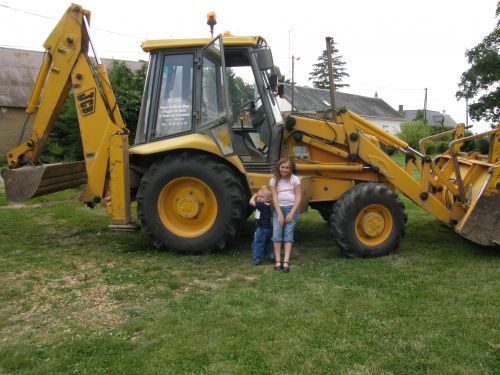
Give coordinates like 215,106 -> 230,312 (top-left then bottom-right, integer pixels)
199,35 -> 234,156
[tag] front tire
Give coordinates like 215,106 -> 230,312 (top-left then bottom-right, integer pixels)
136,152 -> 246,253
330,183 -> 407,258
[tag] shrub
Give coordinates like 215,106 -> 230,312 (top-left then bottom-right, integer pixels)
461,131 -> 476,152
478,138 -> 490,154
380,144 -> 396,156
396,120 -> 432,149
436,141 -> 450,153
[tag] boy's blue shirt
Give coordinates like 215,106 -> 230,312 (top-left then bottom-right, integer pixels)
254,202 -> 272,229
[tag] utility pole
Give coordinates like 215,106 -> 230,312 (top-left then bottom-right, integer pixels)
288,29 -> 291,80
326,37 -> 336,116
291,55 -> 300,112
423,88 -> 428,123
465,97 -> 469,127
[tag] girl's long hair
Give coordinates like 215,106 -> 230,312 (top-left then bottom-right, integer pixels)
273,157 -> 295,185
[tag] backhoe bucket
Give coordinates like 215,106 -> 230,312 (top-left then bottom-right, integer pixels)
455,169 -> 500,247
1,161 -> 86,202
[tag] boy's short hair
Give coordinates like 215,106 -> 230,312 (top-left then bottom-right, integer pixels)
258,186 -> 272,200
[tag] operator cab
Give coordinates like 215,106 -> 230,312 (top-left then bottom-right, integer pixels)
134,35 -> 284,171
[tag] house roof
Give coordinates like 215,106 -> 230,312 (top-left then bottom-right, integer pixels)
0,47 -> 145,107
402,110 -> 457,128
284,85 -> 405,120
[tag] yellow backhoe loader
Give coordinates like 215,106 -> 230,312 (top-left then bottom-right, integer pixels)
2,4 -> 499,257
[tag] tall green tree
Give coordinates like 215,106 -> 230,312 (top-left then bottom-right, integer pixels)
309,38 -> 349,90
42,60 -> 147,162
456,2 -> 499,123
107,60 -> 147,141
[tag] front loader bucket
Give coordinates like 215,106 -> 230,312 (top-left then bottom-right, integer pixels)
455,169 -> 500,247
1,161 -> 86,202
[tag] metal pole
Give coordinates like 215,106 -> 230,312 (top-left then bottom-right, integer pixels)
326,37 -> 336,116
465,97 -> 469,127
423,88 -> 427,123
291,55 -> 295,112
288,29 -> 291,80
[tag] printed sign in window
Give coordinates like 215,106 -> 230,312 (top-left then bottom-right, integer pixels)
155,54 -> 194,137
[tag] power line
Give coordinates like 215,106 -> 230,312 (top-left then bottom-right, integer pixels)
0,3 -> 53,20
0,1 -> 429,95
0,3 -> 146,40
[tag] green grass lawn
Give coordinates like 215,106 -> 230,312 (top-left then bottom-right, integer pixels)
0,185 -> 498,374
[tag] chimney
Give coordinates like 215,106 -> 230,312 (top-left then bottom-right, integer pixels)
442,110 -> 446,115
398,105 -> 404,113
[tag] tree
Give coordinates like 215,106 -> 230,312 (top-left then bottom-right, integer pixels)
226,68 -> 255,117
413,109 -> 427,124
41,60 -> 147,162
41,93 -> 81,162
396,120 -> 432,150
456,2 -> 499,123
309,38 -> 349,90
107,60 -> 147,141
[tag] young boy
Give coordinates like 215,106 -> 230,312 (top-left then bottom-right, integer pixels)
249,186 -> 274,265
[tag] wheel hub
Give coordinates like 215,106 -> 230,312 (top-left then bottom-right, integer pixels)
176,194 -> 201,219
360,212 -> 385,237
354,203 -> 393,247
157,177 -> 217,238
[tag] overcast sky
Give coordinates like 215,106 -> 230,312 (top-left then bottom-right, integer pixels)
0,0 -> 497,132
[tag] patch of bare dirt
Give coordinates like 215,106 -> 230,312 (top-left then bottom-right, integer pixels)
172,271 -> 259,298
2,262 -> 126,342
0,203 -> 42,209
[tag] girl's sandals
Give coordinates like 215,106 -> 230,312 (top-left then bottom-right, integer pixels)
282,261 -> 290,273
274,261 -> 282,271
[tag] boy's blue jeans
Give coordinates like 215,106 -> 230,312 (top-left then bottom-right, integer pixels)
252,227 -> 274,265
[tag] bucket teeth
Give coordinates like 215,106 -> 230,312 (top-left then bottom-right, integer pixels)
456,189 -> 500,247
1,161 -> 86,202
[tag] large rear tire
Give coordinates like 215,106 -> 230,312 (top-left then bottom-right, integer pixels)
136,152 -> 246,253
330,183 -> 407,258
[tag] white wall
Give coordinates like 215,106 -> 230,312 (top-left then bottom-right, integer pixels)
368,118 -> 402,135
276,97 -> 292,112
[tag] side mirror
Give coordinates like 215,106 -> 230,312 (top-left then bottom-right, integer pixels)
277,84 -> 285,98
268,66 -> 282,90
254,48 -> 274,71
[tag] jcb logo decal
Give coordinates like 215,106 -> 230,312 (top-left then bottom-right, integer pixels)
77,88 -> 96,116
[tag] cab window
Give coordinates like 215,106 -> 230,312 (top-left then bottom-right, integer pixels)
154,54 -> 193,138
201,58 -> 224,126
226,50 -> 270,155
201,38 -> 227,127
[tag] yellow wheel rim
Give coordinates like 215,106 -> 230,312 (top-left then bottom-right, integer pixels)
157,177 -> 217,238
354,204 -> 393,246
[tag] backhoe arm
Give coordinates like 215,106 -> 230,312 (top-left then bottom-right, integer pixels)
2,4 -> 132,226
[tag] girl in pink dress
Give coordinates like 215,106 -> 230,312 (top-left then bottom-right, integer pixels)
269,158 -> 301,272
